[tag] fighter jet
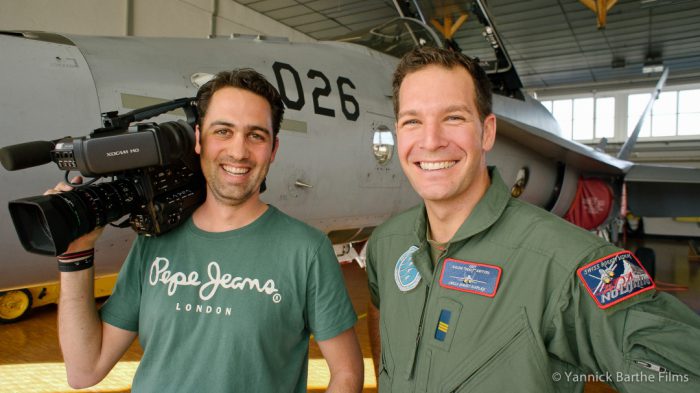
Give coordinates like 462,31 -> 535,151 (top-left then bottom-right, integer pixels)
591,263 -> 619,295
450,275 -> 488,286
1,0 -> 699,322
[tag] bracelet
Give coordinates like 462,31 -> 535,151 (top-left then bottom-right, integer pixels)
57,249 -> 95,272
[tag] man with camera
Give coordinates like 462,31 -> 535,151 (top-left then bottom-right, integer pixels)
48,69 -> 363,392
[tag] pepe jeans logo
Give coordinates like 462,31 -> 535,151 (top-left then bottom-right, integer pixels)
148,257 -> 282,304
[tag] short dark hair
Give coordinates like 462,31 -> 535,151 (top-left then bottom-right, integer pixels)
196,68 -> 284,138
392,47 -> 492,122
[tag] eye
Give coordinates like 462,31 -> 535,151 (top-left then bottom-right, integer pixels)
248,131 -> 267,142
445,115 -> 466,122
213,128 -> 231,136
400,118 -> 420,127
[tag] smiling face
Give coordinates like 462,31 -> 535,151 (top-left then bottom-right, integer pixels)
396,65 -> 496,207
195,86 -> 278,207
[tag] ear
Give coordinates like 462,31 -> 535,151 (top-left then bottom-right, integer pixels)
270,136 -> 280,162
481,113 -> 497,152
195,125 -> 202,154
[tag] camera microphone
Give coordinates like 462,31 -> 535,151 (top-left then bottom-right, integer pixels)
0,140 -> 55,171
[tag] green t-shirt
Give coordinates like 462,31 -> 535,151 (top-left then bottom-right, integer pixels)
100,205 -> 357,392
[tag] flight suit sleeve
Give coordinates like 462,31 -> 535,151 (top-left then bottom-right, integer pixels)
365,235 -> 380,309
547,246 -> 700,392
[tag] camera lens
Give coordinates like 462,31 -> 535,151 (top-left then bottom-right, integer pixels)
8,179 -> 140,256
69,181 -> 138,228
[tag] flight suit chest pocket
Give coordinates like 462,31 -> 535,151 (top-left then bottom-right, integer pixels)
427,297 -> 462,352
441,308 -> 554,393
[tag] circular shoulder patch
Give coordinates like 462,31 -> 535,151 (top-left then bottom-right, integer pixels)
394,245 -> 421,292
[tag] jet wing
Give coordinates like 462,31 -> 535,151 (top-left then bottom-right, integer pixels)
498,114 -> 700,218
625,164 -> 700,217
496,115 -> 631,176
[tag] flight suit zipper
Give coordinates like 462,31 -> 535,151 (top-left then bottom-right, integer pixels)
409,245 -> 449,380
407,262 -> 431,379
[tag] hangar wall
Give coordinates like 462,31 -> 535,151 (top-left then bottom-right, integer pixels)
0,0 -> 315,42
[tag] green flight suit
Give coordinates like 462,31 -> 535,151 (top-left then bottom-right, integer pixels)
366,168 -> 700,393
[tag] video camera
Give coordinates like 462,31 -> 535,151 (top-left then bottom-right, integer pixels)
0,98 -> 204,256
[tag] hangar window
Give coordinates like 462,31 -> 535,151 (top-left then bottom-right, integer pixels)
541,97 -> 615,141
679,90 -> 700,136
539,85 -> 700,143
628,89 -> 700,137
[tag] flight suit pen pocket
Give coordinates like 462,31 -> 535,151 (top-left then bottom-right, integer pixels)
428,297 -> 463,352
440,308 -> 554,393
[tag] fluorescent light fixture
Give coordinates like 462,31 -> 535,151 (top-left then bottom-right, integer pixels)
642,63 -> 664,74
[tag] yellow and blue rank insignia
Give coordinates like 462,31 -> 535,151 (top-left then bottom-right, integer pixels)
394,245 -> 421,292
434,309 -> 451,341
577,250 -> 655,309
439,258 -> 502,297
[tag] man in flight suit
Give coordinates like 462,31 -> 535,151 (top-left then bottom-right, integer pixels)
366,46 -> 700,392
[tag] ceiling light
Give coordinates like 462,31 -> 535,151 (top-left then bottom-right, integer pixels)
642,62 -> 664,74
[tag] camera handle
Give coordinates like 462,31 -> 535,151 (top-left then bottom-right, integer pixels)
99,97 -> 197,134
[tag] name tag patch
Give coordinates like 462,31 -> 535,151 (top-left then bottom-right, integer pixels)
439,259 -> 502,297
577,250 -> 655,309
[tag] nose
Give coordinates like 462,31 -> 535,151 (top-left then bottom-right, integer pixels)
419,119 -> 448,151
226,132 -> 250,160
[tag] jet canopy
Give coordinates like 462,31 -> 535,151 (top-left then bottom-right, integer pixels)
334,17 -> 442,59
333,4 -> 523,100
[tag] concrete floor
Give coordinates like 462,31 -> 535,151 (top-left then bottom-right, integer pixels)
1,236 -> 698,392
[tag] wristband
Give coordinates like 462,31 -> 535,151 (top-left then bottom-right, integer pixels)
57,249 -> 95,272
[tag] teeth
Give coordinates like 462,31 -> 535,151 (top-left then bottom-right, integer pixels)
419,161 -> 456,171
222,165 -> 250,175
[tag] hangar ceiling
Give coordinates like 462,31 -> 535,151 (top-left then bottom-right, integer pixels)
235,0 -> 700,92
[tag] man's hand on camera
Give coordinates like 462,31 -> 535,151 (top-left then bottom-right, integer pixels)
44,176 -> 105,253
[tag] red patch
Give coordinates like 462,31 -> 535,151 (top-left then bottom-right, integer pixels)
577,251 -> 655,309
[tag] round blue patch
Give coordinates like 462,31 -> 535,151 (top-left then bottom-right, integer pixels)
394,245 -> 421,292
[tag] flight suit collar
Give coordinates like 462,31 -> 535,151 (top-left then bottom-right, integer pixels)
450,166 -> 511,243
411,166 -> 510,256
408,211 -> 433,281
